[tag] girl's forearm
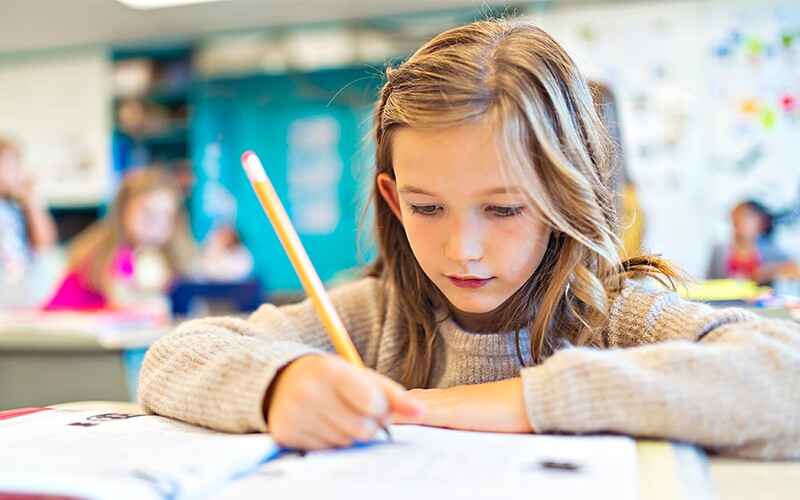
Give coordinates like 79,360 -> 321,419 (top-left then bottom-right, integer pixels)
21,197 -> 57,249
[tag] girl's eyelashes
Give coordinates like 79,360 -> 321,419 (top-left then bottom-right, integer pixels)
489,206 -> 524,217
408,204 -> 441,216
406,204 -> 524,217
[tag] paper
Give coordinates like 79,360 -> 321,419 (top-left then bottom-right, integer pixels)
210,425 -> 639,500
0,409 -> 279,500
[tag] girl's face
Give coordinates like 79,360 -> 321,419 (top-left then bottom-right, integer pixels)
731,205 -> 765,241
123,188 -> 178,248
0,148 -> 22,198
378,121 -> 552,331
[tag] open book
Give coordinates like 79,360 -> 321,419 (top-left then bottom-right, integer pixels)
0,408 -> 279,500
0,408 -> 639,500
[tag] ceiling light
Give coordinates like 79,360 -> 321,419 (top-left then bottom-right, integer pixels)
116,0 -> 230,10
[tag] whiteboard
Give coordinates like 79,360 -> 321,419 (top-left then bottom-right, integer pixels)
0,48 -> 112,207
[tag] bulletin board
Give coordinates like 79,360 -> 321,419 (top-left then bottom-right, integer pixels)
0,49 -> 112,207
532,0 -> 800,276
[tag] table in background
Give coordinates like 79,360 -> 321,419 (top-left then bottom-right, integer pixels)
0,328 -> 155,410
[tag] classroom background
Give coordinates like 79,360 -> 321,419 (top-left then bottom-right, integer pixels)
1,0 -> 799,305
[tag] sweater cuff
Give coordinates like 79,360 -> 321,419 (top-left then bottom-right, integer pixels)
230,343 -> 325,433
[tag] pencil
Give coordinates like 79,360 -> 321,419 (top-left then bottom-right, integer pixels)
241,151 -> 391,440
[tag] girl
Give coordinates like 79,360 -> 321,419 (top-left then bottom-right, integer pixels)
708,200 -> 799,284
138,20 -> 800,459
45,167 -> 196,315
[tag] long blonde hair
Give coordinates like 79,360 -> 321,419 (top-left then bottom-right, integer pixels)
67,167 -> 196,295
369,19 -> 682,388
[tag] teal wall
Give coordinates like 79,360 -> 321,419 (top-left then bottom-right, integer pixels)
190,68 -> 381,292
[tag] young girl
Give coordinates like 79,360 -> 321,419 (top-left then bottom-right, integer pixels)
708,200 -> 799,284
45,167 -> 196,315
138,19 -> 799,459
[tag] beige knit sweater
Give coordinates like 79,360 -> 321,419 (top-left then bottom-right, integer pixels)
138,277 -> 800,460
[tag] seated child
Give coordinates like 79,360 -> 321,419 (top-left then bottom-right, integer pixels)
200,224 -> 254,282
708,200 -> 799,284
138,19 -> 800,460
45,167 -> 197,316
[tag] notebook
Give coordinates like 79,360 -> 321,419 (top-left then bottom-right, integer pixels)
210,425 -> 639,500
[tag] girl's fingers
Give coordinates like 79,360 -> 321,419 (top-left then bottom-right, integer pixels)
369,373 -> 426,418
333,365 -> 389,417
321,393 -> 379,443
298,422 -> 349,451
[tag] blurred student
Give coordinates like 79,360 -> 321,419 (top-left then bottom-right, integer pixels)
0,138 -> 58,305
708,200 -> 799,284
200,224 -> 254,282
45,167 -> 197,316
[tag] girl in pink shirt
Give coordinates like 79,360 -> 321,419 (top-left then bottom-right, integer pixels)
45,167 -> 197,314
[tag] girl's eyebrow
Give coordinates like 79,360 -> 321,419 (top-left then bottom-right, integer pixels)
398,185 -> 524,196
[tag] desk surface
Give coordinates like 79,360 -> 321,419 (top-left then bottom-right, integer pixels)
50,401 -> 800,500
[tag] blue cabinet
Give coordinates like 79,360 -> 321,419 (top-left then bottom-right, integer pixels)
190,68 -> 381,292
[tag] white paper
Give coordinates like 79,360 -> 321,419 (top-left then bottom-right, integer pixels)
0,410 -> 279,500
210,425 -> 638,500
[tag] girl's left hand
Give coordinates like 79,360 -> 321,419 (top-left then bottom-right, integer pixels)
392,378 -> 533,433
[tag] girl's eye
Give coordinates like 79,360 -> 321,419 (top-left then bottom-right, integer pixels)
489,206 -> 524,217
408,204 -> 440,216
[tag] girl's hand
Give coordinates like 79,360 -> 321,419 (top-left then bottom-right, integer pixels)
391,378 -> 533,434
266,354 -> 425,450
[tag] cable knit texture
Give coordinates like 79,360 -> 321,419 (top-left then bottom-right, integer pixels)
138,277 -> 800,459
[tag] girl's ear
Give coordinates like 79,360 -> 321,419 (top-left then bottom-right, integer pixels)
376,173 -> 404,224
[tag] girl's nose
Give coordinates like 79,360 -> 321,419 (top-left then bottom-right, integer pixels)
444,215 -> 483,264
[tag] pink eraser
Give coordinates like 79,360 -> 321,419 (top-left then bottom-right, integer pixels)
241,151 -> 267,182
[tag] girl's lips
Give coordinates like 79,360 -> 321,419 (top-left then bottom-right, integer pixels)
448,276 -> 492,289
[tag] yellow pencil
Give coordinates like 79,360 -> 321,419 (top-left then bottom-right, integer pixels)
241,151 -> 362,364
241,151 -> 390,439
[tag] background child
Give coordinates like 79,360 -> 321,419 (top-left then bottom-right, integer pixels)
708,200 -> 799,284
138,19 -> 799,459
200,223 -> 254,282
45,167 -> 197,316
0,138 -> 58,306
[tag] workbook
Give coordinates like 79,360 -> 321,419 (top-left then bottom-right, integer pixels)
0,408 -> 279,500
0,408 -> 639,500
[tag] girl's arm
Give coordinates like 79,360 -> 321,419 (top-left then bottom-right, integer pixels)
518,312 -> 800,460
18,184 -> 57,250
397,284 -> 800,460
137,277 -> 395,434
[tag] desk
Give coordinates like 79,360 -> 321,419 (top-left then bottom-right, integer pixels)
50,401 -> 800,500
0,324 -> 160,410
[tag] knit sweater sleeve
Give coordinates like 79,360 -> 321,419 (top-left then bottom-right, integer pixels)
137,277 -> 385,433
520,282 -> 800,460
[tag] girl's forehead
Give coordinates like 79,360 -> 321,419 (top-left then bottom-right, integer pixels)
130,188 -> 177,207
391,123 -> 527,195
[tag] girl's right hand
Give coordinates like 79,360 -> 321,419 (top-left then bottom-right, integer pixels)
265,354 -> 425,450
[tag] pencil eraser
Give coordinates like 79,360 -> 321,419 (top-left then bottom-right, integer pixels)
241,151 -> 268,182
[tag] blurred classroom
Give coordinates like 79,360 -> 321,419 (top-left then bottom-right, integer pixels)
0,0 -> 799,406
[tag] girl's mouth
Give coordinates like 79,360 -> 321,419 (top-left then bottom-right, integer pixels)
448,276 -> 492,289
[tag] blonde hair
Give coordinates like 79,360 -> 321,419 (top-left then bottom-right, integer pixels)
369,19 -> 682,387
67,167 -> 196,295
